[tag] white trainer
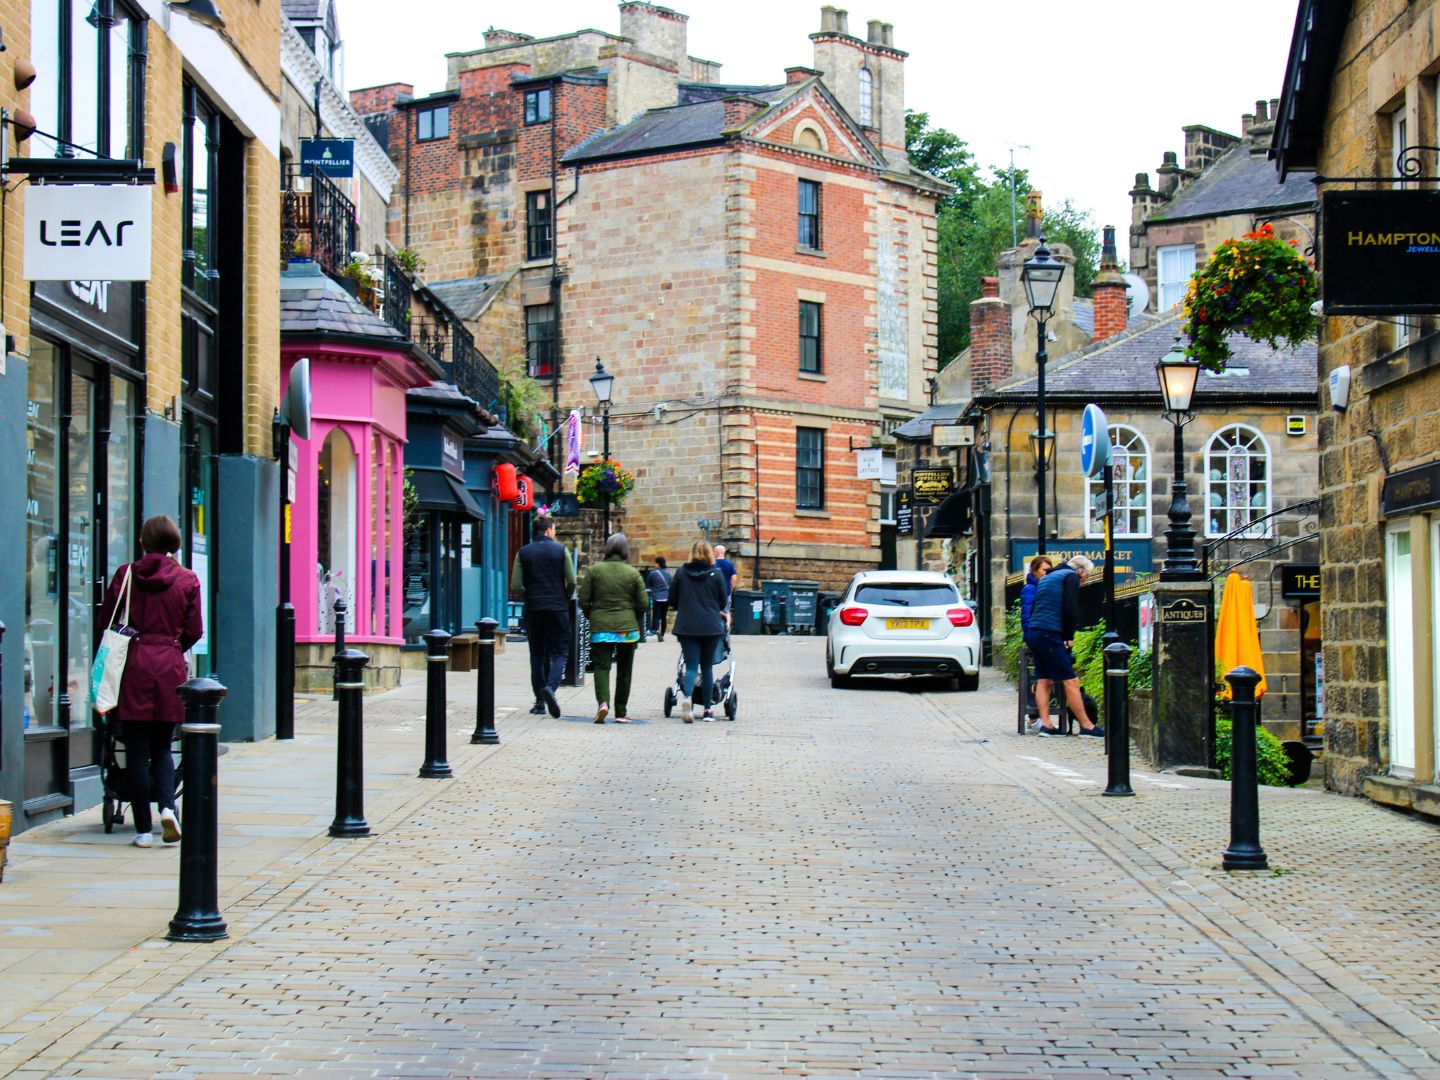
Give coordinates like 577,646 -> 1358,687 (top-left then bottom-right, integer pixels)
682,697 -> 693,724
159,807 -> 182,844
132,833 -> 153,848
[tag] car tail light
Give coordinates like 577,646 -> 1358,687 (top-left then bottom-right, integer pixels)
947,607 -> 974,627
838,606 -> 868,626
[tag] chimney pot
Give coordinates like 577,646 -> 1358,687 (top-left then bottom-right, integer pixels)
835,8 -> 848,35
1269,97 -> 1280,119
882,22 -> 894,47
867,18 -> 883,43
1255,99 -> 1268,121
981,276 -> 999,298
1162,150 -> 1177,166
820,5 -> 835,31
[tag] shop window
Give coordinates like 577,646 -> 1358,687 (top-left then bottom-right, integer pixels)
526,189 -> 553,261
796,427 -> 825,509
417,105 -> 449,141
1205,424 -> 1270,537
799,301 -> 822,373
525,87 -> 552,125
1087,425 -> 1150,539
29,0 -> 145,160
1157,244 -> 1196,311
25,340 -> 61,730
317,429 -> 357,632
526,304 -> 556,379
182,82 -> 219,305
798,179 -> 822,250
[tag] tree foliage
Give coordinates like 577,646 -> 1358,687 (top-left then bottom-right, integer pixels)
907,111 -> 1102,366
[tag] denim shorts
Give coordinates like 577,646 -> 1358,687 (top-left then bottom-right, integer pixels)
1029,631 -> 1077,682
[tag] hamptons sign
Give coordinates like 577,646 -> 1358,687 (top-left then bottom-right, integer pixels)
1322,190 -> 1440,314
25,185 -> 152,281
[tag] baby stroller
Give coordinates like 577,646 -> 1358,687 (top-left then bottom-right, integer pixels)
97,714 -> 182,833
662,634 -> 738,721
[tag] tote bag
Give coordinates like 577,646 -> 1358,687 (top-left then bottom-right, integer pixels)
91,565 -> 136,714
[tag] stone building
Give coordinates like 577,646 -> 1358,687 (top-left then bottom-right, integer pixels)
352,4 -> 945,589
0,0 -> 282,831
1272,0 -> 1440,818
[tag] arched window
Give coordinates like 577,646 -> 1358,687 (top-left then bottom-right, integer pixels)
1086,425 -> 1150,538
1205,424 -> 1271,537
317,428 -> 358,631
794,123 -> 824,151
858,67 -> 874,127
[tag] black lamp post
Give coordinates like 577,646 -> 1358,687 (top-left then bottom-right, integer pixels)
1156,338 -> 1203,580
588,358 -> 615,538
1022,238 -> 1065,555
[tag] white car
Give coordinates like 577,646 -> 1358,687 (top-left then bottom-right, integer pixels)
825,570 -> 981,691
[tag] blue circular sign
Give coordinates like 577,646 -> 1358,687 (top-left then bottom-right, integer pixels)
1080,403 -> 1111,478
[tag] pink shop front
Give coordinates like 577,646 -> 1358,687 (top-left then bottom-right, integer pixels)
281,341 -> 438,690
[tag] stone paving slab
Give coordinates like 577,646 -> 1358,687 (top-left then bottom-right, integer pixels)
1,636 -> 1439,1077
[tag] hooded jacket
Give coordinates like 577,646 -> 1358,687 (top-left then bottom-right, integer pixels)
1028,565 -> 1081,639
99,552 -> 203,725
579,554 -> 649,636
668,561 -> 728,638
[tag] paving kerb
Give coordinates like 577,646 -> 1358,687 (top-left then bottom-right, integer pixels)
2,635 -> 1439,1076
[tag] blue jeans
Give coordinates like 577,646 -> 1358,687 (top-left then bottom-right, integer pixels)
678,634 -> 723,709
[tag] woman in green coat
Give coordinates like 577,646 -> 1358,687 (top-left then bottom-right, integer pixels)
578,532 -> 650,724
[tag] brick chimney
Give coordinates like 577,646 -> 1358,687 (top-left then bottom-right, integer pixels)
1091,225 -> 1128,343
786,65 -> 820,85
722,96 -> 767,128
969,277 -> 1012,392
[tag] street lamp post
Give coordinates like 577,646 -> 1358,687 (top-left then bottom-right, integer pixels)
1155,338 -> 1203,581
588,358 -> 615,538
1022,238 -> 1065,555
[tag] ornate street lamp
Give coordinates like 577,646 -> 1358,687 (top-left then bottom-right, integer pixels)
1156,338 -> 1203,580
1022,237 -> 1065,554
588,358 -> 616,537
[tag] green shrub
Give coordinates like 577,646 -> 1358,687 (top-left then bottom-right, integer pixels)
1214,715 -> 1291,787
999,600 -> 1023,682
1128,647 -> 1153,690
1072,621 -> 1108,710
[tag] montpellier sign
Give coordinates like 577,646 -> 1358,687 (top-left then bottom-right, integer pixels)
300,138 -> 356,179
24,184 -> 152,281
911,468 -> 953,504
1322,190 -> 1440,314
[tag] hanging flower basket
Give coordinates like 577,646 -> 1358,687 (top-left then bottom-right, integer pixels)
1181,223 -> 1318,372
575,459 -> 636,508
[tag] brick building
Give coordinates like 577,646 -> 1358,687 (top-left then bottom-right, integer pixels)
1272,0 -> 1440,819
353,3 -> 946,588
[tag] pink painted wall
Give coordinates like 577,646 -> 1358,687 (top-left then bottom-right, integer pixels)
281,342 -> 436,645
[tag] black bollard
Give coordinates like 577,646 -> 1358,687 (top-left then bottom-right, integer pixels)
167,678 -> 229,942
331,598 -> 347,701
419,629 -> 453,778
1222,665 -> 1269,871
470,617 -> 500,745
329,647 -> 371,837
1102,641 -> 1134,798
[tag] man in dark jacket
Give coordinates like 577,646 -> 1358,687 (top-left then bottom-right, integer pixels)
1028,555 -> 1103,738
1019,555 -> 1052,730
510,514 -> 576,716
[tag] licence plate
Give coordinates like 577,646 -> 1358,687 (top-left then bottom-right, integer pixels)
885,618 -> 928,630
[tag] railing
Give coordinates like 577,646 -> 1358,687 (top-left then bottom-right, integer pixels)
280,163 -> 358,282
380,252 -> 413,338
1201,499 -> 1321,579
411,316 -> 501,415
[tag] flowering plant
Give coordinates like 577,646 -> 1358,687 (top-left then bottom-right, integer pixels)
575,459 -> 636,507
1181,223 -> 1318,371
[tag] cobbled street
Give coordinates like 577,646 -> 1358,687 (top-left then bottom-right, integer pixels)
4,636 -> 1440,1079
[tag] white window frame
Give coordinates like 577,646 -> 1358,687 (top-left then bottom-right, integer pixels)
858,67 -> 874,128
1085,424 -> 1151,539
1156,244 -> 1196,311
1387,523 -> 1416,777
1203,424 -> 1271,538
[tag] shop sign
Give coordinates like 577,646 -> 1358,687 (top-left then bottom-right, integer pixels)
440,432 -> 463,479
1281,563 -> 1321,599
1381,459 -> 1440,516
1160,597 -> 1207,625
300,138 -> 355,178
895,490 -> 914,536
912,468 -> 953,504
33,279 -> 139,348
25,184 -> 152,282
1009,539 -> 1153,582
855,447 -> 883,479
1321,190 -> 1440,314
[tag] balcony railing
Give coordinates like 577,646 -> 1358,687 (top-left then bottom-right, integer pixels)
411,317 -> 500,415
380,252 -> 413,339
280,163 -> 358,281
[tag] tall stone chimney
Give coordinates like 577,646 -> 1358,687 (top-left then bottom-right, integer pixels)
969,277 -> 1012,393
812,6 -> 908,169
1091,225 -> 1128,343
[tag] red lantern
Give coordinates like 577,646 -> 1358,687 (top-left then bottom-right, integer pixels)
493,463 -> 518,502
514,475 -> 533,511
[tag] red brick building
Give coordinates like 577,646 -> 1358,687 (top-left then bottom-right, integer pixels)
353,4 -> 946,587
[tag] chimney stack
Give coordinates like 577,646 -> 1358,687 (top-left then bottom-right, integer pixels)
834,8 -> 849,35
1091,225 -> 1129,343
969,277 -> 1013,393
1025,191 -> 1044,240
867,19 -> 884,43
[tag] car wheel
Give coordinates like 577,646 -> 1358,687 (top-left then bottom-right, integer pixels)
956,670 -> 980,692
830,670 -> 851,689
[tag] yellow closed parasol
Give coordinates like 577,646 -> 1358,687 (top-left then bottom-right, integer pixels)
1215,572 -> 1266,699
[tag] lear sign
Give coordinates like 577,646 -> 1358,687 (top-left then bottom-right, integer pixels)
25,184 -> 152,281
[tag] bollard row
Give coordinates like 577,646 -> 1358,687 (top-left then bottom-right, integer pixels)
1222,665 -> 1268,871
420,629 -> 453,778
471,617 -> 500,745
329,647 -> 370,838
167,678 -> 228,943
1102,642 -> 1134,798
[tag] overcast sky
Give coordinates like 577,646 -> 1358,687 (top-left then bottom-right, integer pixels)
336,0 -> 1300,243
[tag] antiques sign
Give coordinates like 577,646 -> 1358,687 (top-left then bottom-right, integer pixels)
25,184 -> 152,281
1382,459 -> 1440,516
911,468 -> 954,504
1160,597 -> 1208,625
1322,191 -> 1440,315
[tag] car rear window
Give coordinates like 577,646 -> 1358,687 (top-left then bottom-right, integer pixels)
854,581 -> 959,607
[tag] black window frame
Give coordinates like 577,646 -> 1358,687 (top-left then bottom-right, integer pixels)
32,0 -> 147,161
416,104 -> 450,142
524,87 -> 552,125
799,300 -> 822,373
181,80 -> 219,309
525,304 -> 557,379
798,178 -> 822,250
526,189 -> 553,261
796,427 -> 825,510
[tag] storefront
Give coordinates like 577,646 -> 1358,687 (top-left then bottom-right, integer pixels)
281,263 -> 442,689
1280,563 -> 1323,745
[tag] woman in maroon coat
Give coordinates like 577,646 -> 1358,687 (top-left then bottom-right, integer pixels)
98,515 -> 203,848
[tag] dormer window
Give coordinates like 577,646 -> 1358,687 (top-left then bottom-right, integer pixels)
858,67 -> 874,127
417,105 -> 449,142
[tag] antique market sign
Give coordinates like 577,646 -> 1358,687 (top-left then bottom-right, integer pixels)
1160,597 -> 1208,625
25,184 -> 152,281
1382,459 -> 1440,516
1322,191 -> 1440,314
911,468 -> 953,505
1009,539 -> 1153,582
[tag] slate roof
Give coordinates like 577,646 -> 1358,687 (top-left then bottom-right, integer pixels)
1148,143 -> 1315,223
893,404 -> 971,442
427,276 -> 505,321
677,82 -> 782,105
977,311 -> 1317,405
280,261 -> 404,340
563,87 -> 788,165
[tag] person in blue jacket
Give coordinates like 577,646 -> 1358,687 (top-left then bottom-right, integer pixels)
1028,555 -> 1104,739
1019,555 -> 1051,729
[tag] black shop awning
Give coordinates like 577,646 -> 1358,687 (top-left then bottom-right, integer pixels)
924,490 -> 972,539
408,467 -> 485,520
